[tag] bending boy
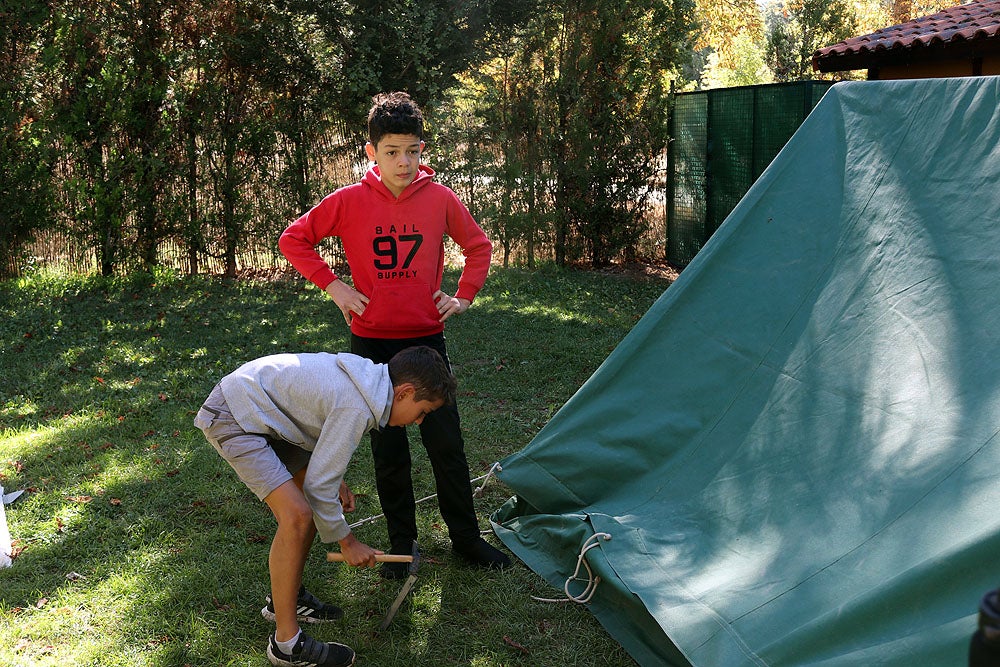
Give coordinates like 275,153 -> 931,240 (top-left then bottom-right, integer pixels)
279,91 -> 509,577
194,345 -> 456,667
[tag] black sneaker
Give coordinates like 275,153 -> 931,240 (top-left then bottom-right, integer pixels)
452,537 -> 511,570
262,587 -> 344,624
266,632 -> 355,667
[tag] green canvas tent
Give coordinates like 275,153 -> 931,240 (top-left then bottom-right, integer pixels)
492,76 -> 1000,666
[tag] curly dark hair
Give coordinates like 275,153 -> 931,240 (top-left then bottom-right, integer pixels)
367,92 -> 424,147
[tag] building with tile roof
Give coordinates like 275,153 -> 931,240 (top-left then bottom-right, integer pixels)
812,0 -> 1000,79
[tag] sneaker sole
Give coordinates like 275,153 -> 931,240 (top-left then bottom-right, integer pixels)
266,643 -> 293,667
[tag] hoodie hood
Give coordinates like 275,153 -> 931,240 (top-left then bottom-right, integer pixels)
363,164 -> 435,202
336,353 -> 393,428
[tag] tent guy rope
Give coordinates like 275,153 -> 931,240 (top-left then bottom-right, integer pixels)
531,532 -> 612,604
348,462 -> 502,530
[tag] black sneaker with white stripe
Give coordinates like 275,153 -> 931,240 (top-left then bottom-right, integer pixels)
261,586 -> 344,624
266,632 -> 355,667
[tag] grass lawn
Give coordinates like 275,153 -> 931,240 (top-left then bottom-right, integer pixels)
0,264 -> 672,666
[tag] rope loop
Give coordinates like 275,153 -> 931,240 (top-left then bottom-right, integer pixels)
531,532 -> 612,604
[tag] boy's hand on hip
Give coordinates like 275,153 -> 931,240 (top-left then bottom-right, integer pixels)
434,290 -> 469,322
326,278 -> 369,325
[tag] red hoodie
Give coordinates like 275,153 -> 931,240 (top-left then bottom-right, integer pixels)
280,164 -> 493,339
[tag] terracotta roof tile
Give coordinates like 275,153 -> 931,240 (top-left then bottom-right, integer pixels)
813,0 -> 1000,69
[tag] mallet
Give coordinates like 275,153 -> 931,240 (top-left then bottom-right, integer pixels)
325,553 -> 413,563
326,540 -> 421,631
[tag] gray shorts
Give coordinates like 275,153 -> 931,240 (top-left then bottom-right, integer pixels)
194,384 -> 311,501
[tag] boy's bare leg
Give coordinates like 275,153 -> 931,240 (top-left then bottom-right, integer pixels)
263,470 -> 317,642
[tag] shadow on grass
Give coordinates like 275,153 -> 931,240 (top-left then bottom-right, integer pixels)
0,267 -> 670,665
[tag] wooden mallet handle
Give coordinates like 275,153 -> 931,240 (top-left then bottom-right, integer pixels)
326,552 -> 413,563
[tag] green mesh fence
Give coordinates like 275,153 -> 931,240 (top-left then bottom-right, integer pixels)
667,80 -> 834,266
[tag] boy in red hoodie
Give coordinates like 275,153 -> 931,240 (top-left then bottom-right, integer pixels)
279,91 -> 510,578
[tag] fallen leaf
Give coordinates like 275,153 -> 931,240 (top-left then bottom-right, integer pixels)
503,635 -> 530,654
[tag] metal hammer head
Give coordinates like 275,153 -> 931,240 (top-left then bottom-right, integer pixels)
407,540 -> 420,576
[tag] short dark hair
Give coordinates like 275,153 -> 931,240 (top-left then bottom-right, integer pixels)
367,92 -> 424,147
388,346 -> 456,405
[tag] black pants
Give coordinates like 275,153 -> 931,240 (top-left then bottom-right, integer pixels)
971,588 -> 1000,667
970,631 -> 1000,666
351,333 -> 480,552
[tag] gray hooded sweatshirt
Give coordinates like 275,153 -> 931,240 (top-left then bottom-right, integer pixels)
219,352 -> 392,543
